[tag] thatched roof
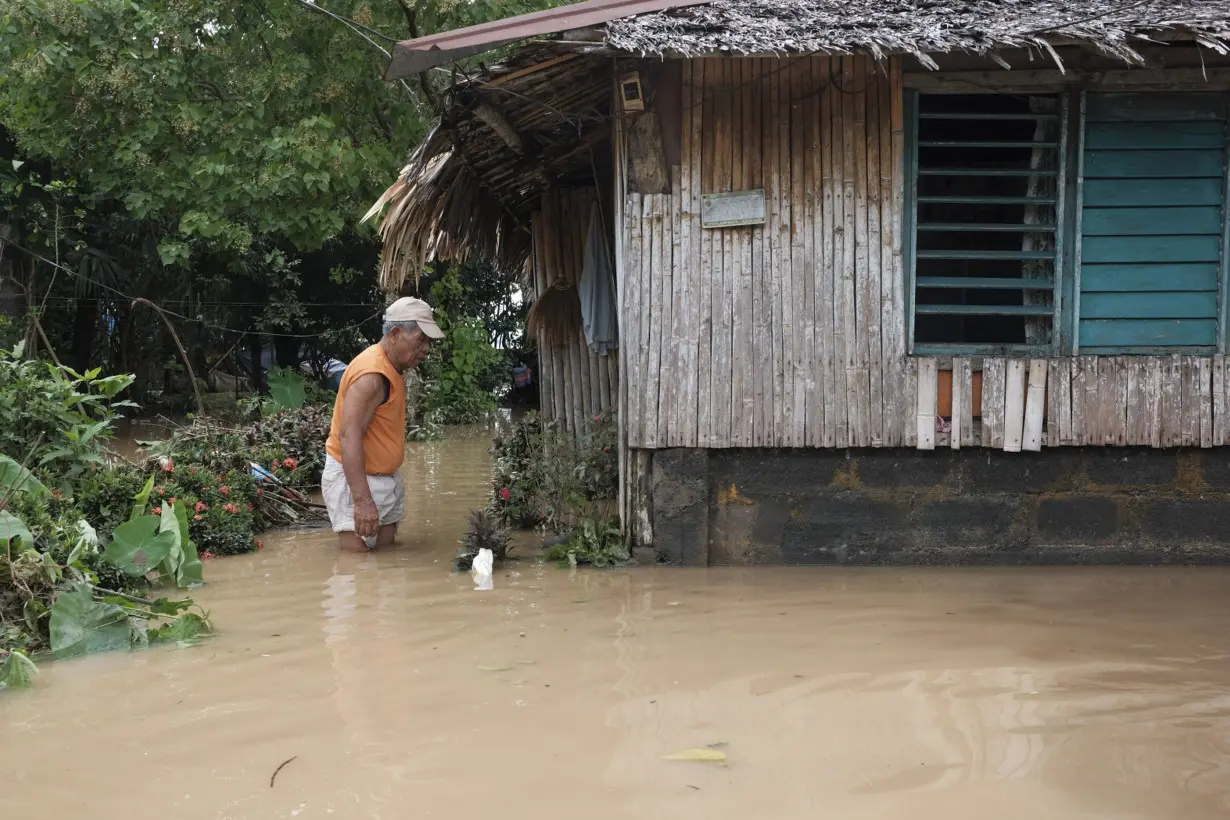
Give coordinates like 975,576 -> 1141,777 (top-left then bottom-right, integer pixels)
606,0 -> 1230,68
368,0 -> 1230,293
365,46 -> 611,293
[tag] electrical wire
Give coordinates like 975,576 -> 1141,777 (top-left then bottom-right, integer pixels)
290,0 -> 399,53
4,238 -> 384,340
32,295 -> 385,309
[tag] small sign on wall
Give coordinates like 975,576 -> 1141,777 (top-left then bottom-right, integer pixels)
701,189 -> 766,229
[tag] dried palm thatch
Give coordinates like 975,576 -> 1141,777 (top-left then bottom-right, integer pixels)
527,277 -> 582,348
607,0 -> 1230,69
362,139 -> 513,294
363,45 -> 614,295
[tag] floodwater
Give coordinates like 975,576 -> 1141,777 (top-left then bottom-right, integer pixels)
4,434 -> 1230,819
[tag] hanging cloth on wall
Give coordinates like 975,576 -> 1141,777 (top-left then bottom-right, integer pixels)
578,200 -> 619,355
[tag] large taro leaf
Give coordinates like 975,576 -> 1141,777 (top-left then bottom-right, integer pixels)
0,650 -> 37,689
49,584 -> 132,660
162,503 -> 202,588
267,368 -> 306,411
104,515 -> 176,577
0,453 -> 47,498
0,511 -> 33,547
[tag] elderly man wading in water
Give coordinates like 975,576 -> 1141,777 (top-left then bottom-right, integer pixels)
322,297 -> 444,551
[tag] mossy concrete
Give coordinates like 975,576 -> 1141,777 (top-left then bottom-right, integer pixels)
649,447 -> 1230,566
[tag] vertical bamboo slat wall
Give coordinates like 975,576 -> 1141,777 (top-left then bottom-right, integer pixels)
915,356 -> 1230,452
619,55 -> 1230,454
943,355 -> 1228,452
910,355 -> 1230,452
531,187 -> 619,433
622,55 -> 912,449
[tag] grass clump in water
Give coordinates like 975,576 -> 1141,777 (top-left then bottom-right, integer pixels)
456,507 -> 511,571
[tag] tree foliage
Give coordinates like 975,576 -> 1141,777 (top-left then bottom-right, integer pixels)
1,0 -> 420,262
0,0 -> 554,400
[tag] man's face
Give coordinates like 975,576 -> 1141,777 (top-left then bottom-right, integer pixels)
387,326 -> 433,371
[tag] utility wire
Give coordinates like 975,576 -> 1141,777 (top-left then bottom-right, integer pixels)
289,0 -> 425,108
34,295 -> 385,309
5,239 -> 384,340
290,0 -> 399,54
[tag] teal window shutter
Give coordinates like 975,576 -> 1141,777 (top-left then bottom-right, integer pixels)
1078,92 -> 1228,353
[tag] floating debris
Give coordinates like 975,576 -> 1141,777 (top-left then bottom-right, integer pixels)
663,747 -> 728,764
270,755 -> 298,788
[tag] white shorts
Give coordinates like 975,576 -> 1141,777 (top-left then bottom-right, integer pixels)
321,455 -> 405,540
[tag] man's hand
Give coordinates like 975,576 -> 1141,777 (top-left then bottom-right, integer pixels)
354,496 -> 380,538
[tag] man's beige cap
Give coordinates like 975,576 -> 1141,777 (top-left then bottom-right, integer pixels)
384,297 -> 445,339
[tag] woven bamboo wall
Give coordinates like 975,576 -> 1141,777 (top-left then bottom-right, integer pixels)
620,55 -> 912,449
529,187 -> 619,432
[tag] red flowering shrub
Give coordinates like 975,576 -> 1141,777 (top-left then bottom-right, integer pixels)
152,468 -> 259,556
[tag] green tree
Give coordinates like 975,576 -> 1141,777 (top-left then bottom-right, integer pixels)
0,0 -> 556,393
417,266 -> 512,424
0,0 -> 419,262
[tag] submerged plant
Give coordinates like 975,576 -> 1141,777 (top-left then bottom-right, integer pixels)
490,410 -> 618,533
544,516 -> 628,568
456,506 -> 511,571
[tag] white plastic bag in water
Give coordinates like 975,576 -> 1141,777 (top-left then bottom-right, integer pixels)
472,548 -> 494,591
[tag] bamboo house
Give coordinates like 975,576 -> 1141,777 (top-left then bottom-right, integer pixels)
370,0 -> 1230,565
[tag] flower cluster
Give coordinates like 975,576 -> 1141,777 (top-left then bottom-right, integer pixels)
151,467 -> 259,556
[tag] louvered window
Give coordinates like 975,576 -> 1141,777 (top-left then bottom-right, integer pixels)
906,90 -> 1230,356
908,93 -> 1065,356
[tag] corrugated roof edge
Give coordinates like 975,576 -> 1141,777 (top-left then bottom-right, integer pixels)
384,0 -> 710,79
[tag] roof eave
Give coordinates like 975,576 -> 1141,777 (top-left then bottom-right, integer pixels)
383,0 -> 711,80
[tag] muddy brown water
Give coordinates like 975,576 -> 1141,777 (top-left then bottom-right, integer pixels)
4,432 -> 1230,819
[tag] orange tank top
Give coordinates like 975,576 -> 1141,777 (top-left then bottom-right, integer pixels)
325,343 -> 406,475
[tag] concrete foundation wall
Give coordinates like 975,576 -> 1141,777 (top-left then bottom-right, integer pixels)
650,448 -> 1230,566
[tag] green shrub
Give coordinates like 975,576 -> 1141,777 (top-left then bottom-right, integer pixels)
6,486 -> 131,593
415,267 -> 507,426
72,464 -> 149,536
490,410 -> 554,528
3,457 -> 210,689
71,461 -> 260,559
149,465 -> 260,557
491,410 -> 619,535
576,411 -> 618,500
138,403 -> 331,544
420,318 -> 502,424
0,341 -> 134,491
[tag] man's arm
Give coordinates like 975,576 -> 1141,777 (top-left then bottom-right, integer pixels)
338,372 -> 387,538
